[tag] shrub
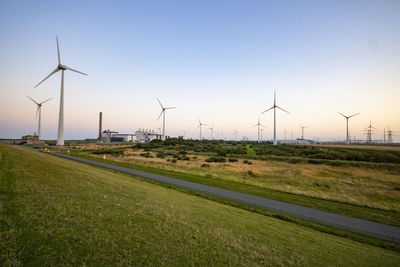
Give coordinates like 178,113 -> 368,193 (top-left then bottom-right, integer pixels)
247,170 -> 256,176
243,160 -> 252,165
171,159 -> 177,163
201,164 -> 210,168
140,152 -> 153,158
205,157 -> 226,163
228,158 -> 238,162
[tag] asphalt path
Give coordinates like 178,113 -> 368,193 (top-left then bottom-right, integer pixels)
47,151 -> 400,243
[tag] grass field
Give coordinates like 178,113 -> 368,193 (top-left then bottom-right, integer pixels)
73,147 -> 400,227
2,143 -> 400,265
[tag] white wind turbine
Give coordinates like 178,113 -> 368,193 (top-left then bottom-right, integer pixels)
34,36 -> 87,145
197,119 -> 207,140
299,124 -> 308,140
157,98 -> 176,141
338,112 -> 359,144
208,125 -> 215,140
253,117 -> 265,143
261,91 -> 289,145
28,96 -> 52,140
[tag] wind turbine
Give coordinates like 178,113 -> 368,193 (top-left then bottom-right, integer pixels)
299,124 -> 308,140
157,98 -> 176,140
208,125 -> 214,140
261,91 -> 289,145
34,36 -> 87,146
338,112 -> 359,144
253,117 -> 265,143
27,96 -> 52,140
197,119 -> 207,140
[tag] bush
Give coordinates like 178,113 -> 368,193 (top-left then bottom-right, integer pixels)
171,159 -> 177,163
243,160 -> 252,165
228,158 -> 238,162
140,152 -> 153,158
201,164 -> 210,168
92,149 -> 124,156
205,157 -> 226,163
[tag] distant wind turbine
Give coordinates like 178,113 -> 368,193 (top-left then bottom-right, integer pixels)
197,119 -> 207,140
27,96 -> 52,140
208,125 -> 214,140
261,91 -> 289,145
299,124 -> 308,140
157,98 -> 175,140
34,36 -> 87,146
338,112 -> 359,144
253,117 -> 265,143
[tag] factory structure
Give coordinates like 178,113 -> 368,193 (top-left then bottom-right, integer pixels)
93,112 -> 162,143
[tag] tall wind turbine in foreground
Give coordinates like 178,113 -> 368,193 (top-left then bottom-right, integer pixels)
157,98 -> 175,140
28,96 -> 52,140
35,36 -> 87,145
253,117 -> 265,143
197,119 -> 207,140
338,112 -> 359,144
299,124 -> 308,140
261,91 -> 289,145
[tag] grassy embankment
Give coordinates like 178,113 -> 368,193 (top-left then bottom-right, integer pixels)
69,146 -> 400,228
1,143 -> 400,265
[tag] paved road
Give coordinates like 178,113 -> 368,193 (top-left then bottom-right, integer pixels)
49,151 -> 400,243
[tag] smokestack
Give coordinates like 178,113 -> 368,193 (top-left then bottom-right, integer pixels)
98,112 -> 102,140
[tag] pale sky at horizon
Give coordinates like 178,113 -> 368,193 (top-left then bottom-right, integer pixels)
0,0 -> 399,141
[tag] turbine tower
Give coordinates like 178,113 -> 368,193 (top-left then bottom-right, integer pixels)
338,112 -> 359,144
27,96 -> 52,140
208,125 -> 214,140
299,124 -> 308,140
253,117 -> 265,143
197,119 -> 207,140
261,91 -> 289,145
157,98 -> 175,141
35,36 -> 87,146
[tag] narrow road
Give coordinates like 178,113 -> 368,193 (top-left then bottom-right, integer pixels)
51,151 -> 400,243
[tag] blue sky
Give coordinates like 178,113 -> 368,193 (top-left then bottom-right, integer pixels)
0,0 -> 399,141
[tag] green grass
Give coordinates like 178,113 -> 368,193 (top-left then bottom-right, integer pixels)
68,150 -> 400,228
2,144 -> 400,265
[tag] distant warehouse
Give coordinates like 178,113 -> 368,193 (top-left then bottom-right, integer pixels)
100,129 -> 161,143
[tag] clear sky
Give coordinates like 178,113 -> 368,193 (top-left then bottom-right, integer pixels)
0,0 -> 399,141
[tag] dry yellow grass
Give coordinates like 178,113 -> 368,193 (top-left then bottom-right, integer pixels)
90,149 -> 400,212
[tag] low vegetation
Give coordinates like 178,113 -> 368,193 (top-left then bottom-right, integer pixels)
60,139 -> 400,227
2,143 -> 400,265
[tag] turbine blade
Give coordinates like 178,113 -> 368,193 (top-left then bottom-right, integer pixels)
261,106 -> 274,114
253,124 -> 258,127
27,96 -> 39,105
349,113 -> 360,118
64,65 -> 88,76
156,98 -> 164,109
57,36 -> 61,64
40,98 -> 52,105
338,112 -> 347,118
35,106 -> 40,119
157,110 -> 164,121
34,68 -> 60,88
165,107 -> 176,109
276,105 -> 289,114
